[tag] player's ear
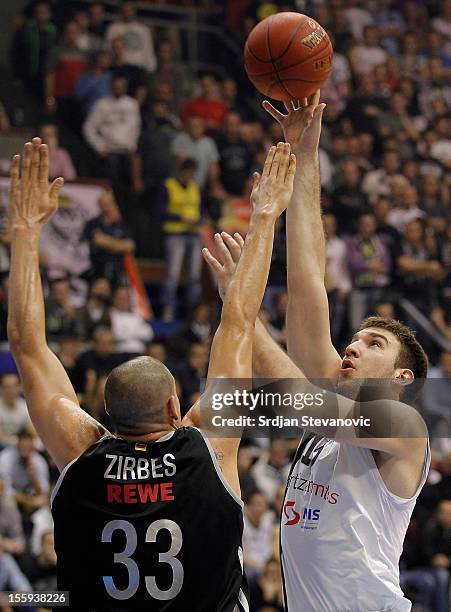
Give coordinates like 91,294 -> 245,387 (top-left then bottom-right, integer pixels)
167,395 -> 181,423
393,368 -> 414,390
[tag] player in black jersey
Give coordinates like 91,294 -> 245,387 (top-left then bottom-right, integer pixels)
7,137 -> 296,611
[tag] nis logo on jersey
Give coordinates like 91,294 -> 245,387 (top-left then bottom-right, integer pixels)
104,453 -> 176,505
284,501 -> 320,528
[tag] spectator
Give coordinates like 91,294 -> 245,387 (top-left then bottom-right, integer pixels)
81,190 -> 135,285
72,9 -> 100,54
160,159 -> 203,321
147,340 -> 169,366
150,40 -> 194,113
323,213 -> 351,345
83,76 -> 141,181
88,2 -> 107,39
26,530 -> 57,592
251,441 -> 291,505
0,374 -> 30,446
221,78 -> 252,120
72,326 -> 122,396
422,351 -> 451,451
344,72 -> 386,134
109,286 -> 153,357
106,1 -> 156,73
12,1 -> 58,99
377,90 -> 419,143
394,219 -> 443,317
419,500 -> 451,612
0,431 -> 49,519
432,0 -> 451,41
243,491 -> 275,580
331,160 -> 368,234
73,51 -> 112,115
44,277 -> 77,346
175,341 -> 209,411
216,112 -> 253,196
55,336 -> 80,389
0,476 -> 25,557
172,116 -> 222,193
181,73 -> 229,132
373,196 -> 401,267
131,101 -> 176,196
0,544 -> 32,593
238,447 -> 257,500
45,21 -> 87,118
109,36 -> 147,98
361,151 -> 401,203
387,185 -> 426,233
349,25 -> 388,76
249,558 -> 284,612
74,277 -> 111,340
39,124 -> 76,181
166,302 -> 213,360
346,212 -> 391,330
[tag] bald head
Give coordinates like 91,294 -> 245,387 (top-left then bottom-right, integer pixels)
104,357 -> 178,434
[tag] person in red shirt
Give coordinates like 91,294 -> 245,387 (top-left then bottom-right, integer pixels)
181,73 -> 229,133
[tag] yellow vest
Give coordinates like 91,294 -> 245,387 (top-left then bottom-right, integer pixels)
163,178 -> 201,234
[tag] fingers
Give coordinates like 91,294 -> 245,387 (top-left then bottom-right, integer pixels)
300,98 -> 308,108
30,138 -> 41,185
202,247 -> 223,276
285,153 -> 297,187
214,232 -> 234,268
21,142 -> 32,185
10,155 -> 20,200
283,101 -> 292,113
262,100 -> 286,122
233,232 -> 245,248
221,232 -> 242,263
262,147 -> 276,177
39,143 -> 49,187
308,90 -> 321,107
49,177 -> 64,209
270,142 -> 290,178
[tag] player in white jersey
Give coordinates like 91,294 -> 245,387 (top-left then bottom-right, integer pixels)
203,91 -> 430,612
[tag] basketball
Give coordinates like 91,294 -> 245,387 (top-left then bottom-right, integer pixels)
244,12 -> 333,101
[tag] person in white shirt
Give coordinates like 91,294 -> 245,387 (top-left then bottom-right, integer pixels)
250,440 -> 291,504
83,76 -> 141,156
362,150 -> 402,202
243,491 -> 276,580
0,374 -> 30,445
349,25 -> 388,76
387,185 -> 425,232
106,1 -> 156,73
109,286 -> 153,357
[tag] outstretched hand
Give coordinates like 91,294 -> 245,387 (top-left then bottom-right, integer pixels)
262,91 -> 325,155
203,232 -> 244,301
251,141 -> 296,218
10,137 -> 64,230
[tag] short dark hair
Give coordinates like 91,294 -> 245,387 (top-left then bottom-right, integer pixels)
359,316 -> 428,401
104,356 -> 175,434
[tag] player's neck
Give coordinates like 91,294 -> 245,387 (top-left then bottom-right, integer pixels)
118,423 -> 180,443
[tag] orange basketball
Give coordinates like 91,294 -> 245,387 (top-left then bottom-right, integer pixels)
244,12 -> 333,101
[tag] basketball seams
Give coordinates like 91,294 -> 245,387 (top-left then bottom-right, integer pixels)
246,47 -> 333,78
267,16 -> 294,100
274,17 -> 310,62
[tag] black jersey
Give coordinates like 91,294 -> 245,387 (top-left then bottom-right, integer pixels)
51,427 -> 248,612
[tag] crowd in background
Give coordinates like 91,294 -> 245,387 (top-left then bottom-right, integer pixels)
0,0 -> 450,610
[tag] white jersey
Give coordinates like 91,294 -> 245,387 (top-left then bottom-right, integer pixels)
280,432 -> 430,612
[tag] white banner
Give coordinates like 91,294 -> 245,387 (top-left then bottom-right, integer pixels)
0,178 -> 104,277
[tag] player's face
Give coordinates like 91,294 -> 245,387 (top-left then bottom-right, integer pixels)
338,328 -> 402,397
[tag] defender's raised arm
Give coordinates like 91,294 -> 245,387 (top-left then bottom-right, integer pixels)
8,139 -> 106,471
